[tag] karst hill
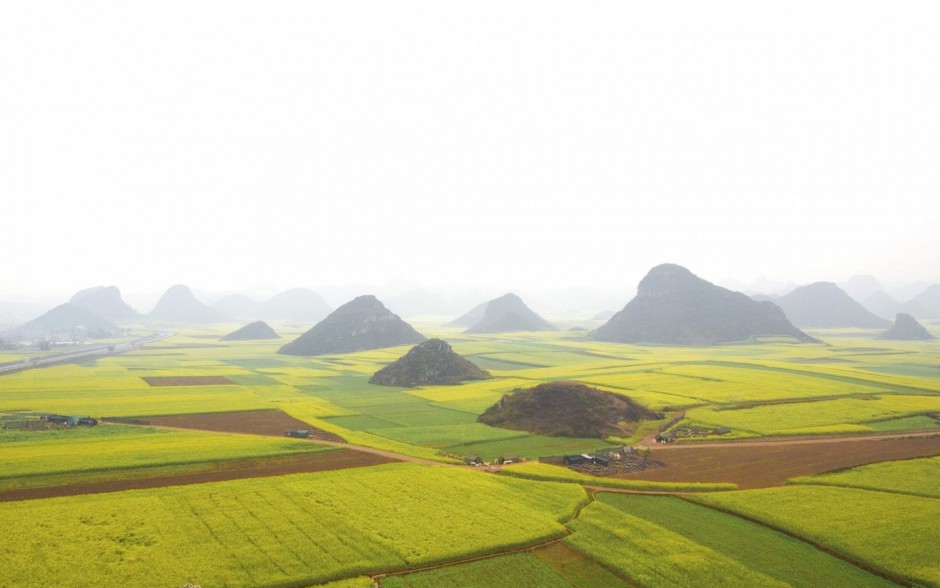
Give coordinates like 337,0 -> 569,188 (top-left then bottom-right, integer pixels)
19,303 -> 117,338
478,381 -> 663,439
591,264 -> 817,345
775,282 -> 892,328
277,295 -> 425,356
148,285 -> 229,323
70,286 -> 138,320
221,321 -> 280,341
878,313 -> 935,340
464,293 -> 555,333
369,338 -> 491,387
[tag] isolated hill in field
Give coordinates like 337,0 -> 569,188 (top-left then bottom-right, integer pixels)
148,285 -> 229,323
369,338 -> 490,387
19,303 -> 117,337
69,286 -> 138,320
775,282 -> 892,328
591,264 -> 817,345
212,294 -> 263,319
478,381 -> 662,439
449,301 -> 489,327
908,284 -> 940,317
261,288 -> 331,322
277,295 -> 425,356
862,291 -> 901,320
465,293 -> 555,333
220,320 -> 280,341
878,314 -> 935,340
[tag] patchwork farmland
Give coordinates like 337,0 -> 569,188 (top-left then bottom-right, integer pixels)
1,324 -> 937,586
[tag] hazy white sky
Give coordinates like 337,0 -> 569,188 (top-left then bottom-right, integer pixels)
3,1 -> 938,300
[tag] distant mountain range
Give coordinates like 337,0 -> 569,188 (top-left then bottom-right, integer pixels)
149,285 -> 229,323
771,282 -> 891,329
70,286 -> 138,320
591,264 -> 816,345
17,303 -> 117,338
461,293 -> 555,334
212,288 -> 331,323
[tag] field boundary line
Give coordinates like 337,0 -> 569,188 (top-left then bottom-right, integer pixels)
680,497 -> 915,587
367,486 -> 644,588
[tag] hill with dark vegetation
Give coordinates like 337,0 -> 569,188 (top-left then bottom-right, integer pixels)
70,286 -> 138,320
465,293 -> 555,333
148,285 -> 229,323
19,303 -> 117,338
369,338 -> 490,387
277,295 -> 425,356
220,321 -> 280,341
478,381 -> 662,439
775,282 -> 892,328
591,264 -> 817,345
878,313 -> 935,340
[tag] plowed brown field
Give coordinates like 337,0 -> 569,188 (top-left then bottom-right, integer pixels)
112,409 -> 345,442
0,449 -> 399,502
622,435 -> 940,488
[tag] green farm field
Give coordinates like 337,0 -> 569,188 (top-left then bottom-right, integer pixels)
1,324 -> 938,586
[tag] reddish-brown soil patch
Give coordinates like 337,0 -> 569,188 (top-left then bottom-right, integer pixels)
109,409 -> 345,442
0,449 -> 398,502
142,375 -> 236,386
622,435 -> 940,489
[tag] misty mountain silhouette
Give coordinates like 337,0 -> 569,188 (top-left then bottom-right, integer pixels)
148,285 -> 229,323
591,263 -> 817,345
277,295 -> 425,356
19,303 -> 117,338
70,286 -> 138,320
449,301 -> 489,327
907,284 -> 940,318
464,293 -> 555,333
775,282 -> 891,328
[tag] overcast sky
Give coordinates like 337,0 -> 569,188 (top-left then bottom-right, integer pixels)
3,1 -> 938,303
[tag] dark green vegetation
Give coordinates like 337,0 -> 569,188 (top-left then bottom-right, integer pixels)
879,313 -> 935,340
148,284 -> 228,323
591,264 -> 817,345
220,320 -> 280,341
464,293 -> 555,333
369,339 -> 490,387
478,381 -> 662,438
774,282 -> 892,328
278,295 -> 425,356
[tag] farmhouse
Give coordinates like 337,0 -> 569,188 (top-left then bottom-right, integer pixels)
463,455 -> 482,466
284,430 -> 310,438
496,455 -> 521,465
